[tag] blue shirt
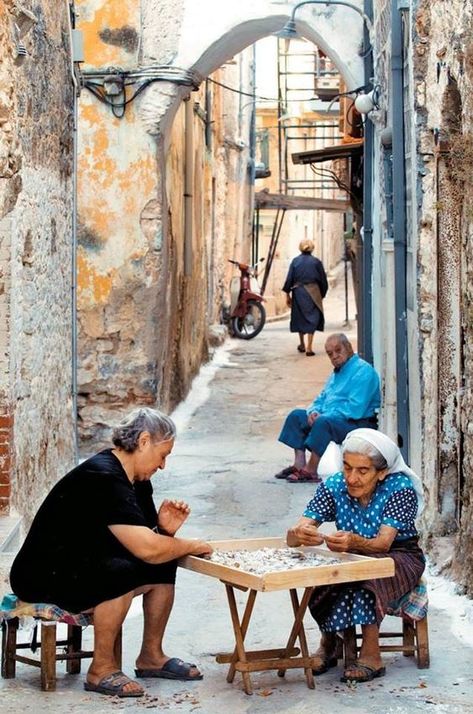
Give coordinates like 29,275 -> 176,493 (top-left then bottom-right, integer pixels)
307,354 -> 380,420
303,471 -> 419,541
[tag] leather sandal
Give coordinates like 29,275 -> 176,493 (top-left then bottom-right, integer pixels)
340,661 -> 386,683
274,465 -> 297,479
287,468 -> 321,483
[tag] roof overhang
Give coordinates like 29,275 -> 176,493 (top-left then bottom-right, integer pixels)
292,140 -> 363,165
254,190 -> 350,213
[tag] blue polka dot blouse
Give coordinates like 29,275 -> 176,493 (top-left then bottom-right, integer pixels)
303,471 -> 419,540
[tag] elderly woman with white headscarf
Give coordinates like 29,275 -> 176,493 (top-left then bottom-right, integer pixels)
286,429 -> 425,684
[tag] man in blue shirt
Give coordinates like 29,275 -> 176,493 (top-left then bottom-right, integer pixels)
275,333 -> 381,483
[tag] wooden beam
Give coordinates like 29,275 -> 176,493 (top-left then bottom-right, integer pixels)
254,190 -> 350,212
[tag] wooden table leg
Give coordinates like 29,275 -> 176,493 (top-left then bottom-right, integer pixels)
290,588 -> 315,689
225,584 -> 257,695
278,587 -> 314,689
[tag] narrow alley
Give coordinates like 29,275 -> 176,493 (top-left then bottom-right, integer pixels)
1,283 -> 472,714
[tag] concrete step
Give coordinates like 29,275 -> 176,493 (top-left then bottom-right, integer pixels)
0,517 -> 21,599
0,516 -> 21,554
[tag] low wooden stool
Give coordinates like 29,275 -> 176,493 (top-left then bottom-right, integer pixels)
1,612 -> 122,691
343,615 -> 430,670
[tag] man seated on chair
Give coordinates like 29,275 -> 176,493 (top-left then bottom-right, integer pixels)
9,408 -> 213,698
274,333 -> 381,483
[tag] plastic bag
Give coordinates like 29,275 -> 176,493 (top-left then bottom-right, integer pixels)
317,441 -> 343,478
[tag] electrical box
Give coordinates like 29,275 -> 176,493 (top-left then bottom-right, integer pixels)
71,29 -> 84,63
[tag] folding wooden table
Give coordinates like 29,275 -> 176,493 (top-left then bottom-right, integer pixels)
179,537 -> 394,694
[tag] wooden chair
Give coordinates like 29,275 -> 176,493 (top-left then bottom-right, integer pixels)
342,577 -> 430,670
342,615 -> 430,669
1,614 -> 122,691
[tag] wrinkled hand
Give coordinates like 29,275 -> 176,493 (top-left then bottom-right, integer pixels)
157,499 -> 190,536
189,539 -> 213,557
307,412 -> 318,426
287,522 -> 324,547
286,294 -> 292,308
324,531 -> 354,552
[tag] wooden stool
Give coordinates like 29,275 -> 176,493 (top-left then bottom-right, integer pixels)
1,616 -> 122,691
343,614 -> 430,669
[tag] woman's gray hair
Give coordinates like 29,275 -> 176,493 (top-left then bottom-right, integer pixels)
112,407 -> 176,453
342,436 -> 388,471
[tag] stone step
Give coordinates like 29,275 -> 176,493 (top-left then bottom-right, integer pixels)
0,515 -> 22,554
0,517 -> 21,599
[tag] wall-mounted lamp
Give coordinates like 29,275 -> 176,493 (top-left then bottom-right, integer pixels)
354,86 -> 380,115
276,0 -> 374,43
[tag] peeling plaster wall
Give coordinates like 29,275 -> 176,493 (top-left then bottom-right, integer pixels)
411,0 -> 468,537
412,0 -> 473,590
77,0 -> 254,449
370,0 -> 473,590
76,0 -> 363,451
0,0 -> 75,522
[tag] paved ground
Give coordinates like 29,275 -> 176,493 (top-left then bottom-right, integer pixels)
1,281 -> 473,713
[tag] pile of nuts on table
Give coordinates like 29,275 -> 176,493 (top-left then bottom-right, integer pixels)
208,547 -> 341,575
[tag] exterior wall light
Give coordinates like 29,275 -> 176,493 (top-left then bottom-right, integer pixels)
276,0 -> 374,43
354,86 -> 381,115
354,90 -> 375,114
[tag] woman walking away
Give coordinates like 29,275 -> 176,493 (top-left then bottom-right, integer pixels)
282,239 -> 328,356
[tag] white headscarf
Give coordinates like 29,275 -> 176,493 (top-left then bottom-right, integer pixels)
340,428 -> 424,515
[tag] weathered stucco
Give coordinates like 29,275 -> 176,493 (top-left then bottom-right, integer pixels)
0,0 -> 76,522
76,0 -> 255,448
369,0 -> 473,592
76,0 -> 363,451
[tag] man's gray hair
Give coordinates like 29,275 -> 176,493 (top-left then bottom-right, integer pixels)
325,333 -> 352,349
112,407 -> 176,453
342,436 -> 387,471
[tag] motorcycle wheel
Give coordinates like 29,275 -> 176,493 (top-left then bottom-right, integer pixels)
231,300 -> 266,339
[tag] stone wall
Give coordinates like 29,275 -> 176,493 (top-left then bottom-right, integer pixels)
0,0 -> 76,523
369,0 -> 473,592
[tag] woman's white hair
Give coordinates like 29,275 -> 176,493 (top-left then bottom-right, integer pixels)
112,407 -> 176,453
342,435 -> 388,471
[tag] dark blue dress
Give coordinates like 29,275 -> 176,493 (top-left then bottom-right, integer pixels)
282,253 -> 328,333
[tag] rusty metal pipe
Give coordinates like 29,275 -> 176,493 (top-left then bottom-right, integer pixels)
184,96 -> 194,277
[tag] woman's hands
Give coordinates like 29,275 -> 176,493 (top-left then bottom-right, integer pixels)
324,531 -> 353,552
188,539 -> 214,557
287,517 -> 324,547
157,500 -> 213,557
157,499 -> 190,536
324,525 -> 397,554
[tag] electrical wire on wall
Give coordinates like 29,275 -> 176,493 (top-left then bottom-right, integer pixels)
82,66 -> 202,118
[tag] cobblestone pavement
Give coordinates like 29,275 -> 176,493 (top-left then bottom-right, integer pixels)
1,282 -> 473,713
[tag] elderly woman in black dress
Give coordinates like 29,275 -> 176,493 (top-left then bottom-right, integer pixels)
282,239 -> 328,356
10,407 -> 212,698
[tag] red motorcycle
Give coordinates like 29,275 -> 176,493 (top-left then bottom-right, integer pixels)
227,259 -> 266,339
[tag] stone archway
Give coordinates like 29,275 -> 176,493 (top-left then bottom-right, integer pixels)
76,1 -> 365,449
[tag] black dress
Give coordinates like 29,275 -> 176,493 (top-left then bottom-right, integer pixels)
282,253 -> 328,334
10,450 -> 177,613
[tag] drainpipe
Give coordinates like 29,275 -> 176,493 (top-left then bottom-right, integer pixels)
67,0 -> 79,462
391,1 -> 409,459
184,96 -> 194,276
361,0 -> 373,363
249,45 -> 257,262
